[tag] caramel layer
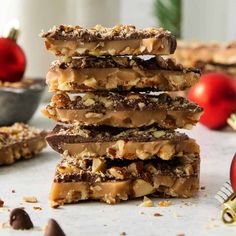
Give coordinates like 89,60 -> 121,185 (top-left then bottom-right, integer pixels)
45,38 -> 174,57
43,106 -> 201,129
47,67 -> 199,92
50,175 -> 199,205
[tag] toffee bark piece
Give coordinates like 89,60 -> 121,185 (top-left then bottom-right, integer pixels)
173,40 -> 236,68
41,24 -> 176,57
46,125 -> 200,161
195,61 -> 236,77
50,154 -> 200,205
43,92 -> 203,129
0,123 -> 47,165
47,56 -> 200,92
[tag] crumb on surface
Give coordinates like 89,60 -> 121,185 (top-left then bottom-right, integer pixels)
120,232 -> 126,236
0,222 -> 10,229
23,196 -> 38,203
173,212 -> 182,218
200,186 -> 206,190
139,196 -> 154,207
158,200 -> 171,207
154,212 -> 163,217
33,206 -> 42,211
51,201 -> 60,209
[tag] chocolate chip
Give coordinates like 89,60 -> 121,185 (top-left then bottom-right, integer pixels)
9,208 -> 33,230
44,219 -> 66,236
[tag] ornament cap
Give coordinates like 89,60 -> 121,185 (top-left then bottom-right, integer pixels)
221,192 -> 236,224
6,28 -> 19,41
3,19 -> 20,42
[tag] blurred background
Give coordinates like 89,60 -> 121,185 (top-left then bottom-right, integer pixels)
1,0 -> 236,78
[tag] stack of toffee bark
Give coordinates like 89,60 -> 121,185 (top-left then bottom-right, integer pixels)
41,25 -> 203,206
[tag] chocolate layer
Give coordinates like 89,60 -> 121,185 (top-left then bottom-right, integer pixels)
43,92 -> 203,128
46,125 -> 199,161
42,25 -> 176,57
47,56 -> 200,92
0,123 -> 47,165
42,24 -> 176,44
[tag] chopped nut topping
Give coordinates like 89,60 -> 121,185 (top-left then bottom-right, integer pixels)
109,167 -> 125,180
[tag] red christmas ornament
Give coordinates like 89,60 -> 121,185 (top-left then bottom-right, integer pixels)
188,72 -> 236,129
230,153 -> 236,192
0,24 -> 26,82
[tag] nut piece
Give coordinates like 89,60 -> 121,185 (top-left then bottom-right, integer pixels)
133,179 -> 154,197
33,206 -> 42,211
109,167 -> 125,180
85,112 -> 103,119
51,93 -> 69,108
136,149 -> 150,160
153,131 -> 165,139
138,102 -> 145,109
83,98 -> 95,106
144,163 -> 158,174
158,200 -> 171,207
76,48 -> 87,54
128,162 -> 143,176
184,164 -> 194,175
92,158 -> 106,173
57,164 -> 76,174
158,144 -> 175,160
108,49 -> 116,55
23,196 -> 38,203
139,196 -> 154,207
83,77 -> 97,88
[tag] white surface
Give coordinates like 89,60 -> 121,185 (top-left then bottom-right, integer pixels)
0,105 -> 236,236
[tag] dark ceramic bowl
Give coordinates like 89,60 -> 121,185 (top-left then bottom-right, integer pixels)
0,78 -> 45,126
